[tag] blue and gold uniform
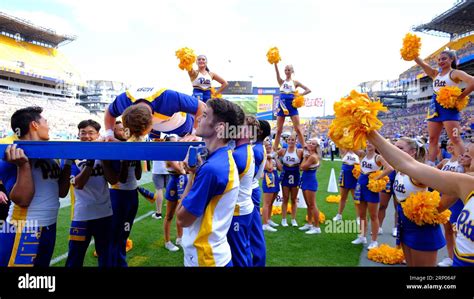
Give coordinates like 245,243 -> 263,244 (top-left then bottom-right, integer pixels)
263,155 -> 280,194
427,71 -> 461,122
393,172 -> 446,251
181,146 -> 239,267
354,155 -> 381,204
454,191 -> 474,266
192,72 -> 212,103
277,80 -> 298,117
227,143 -> 255,267
280,148 -> 301,188
108,87 -> 199,137
339,151 -> 359,189
250,141 -> 266,266
0,159 -> 62,267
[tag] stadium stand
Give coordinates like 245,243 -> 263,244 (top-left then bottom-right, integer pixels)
0,12 -> 105,140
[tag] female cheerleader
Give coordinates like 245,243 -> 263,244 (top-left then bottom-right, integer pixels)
277,133 -> 304,227
262,140 -> 282,232
436,140 -> 465,267
351,141 -> 393,249
188,55 -> 228,102
333,149 -> 361,222
272,63 -> 311,151
368,131 -> 474,266
414,50 -> 474,164
163,136 -> 188,252
299,138 -> 322,234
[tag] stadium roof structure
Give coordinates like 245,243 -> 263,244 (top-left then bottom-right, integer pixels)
0,11 -> 76,47
413,0 -> 474,38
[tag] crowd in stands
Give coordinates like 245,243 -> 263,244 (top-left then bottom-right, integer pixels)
0,90 -> 103,139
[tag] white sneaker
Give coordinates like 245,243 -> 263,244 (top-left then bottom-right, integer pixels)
332,214 -> 342,221
263,224 -> 277,232
438,257 -> 453,267
378,227 -> 383,235
351,236 -> 367,245
268,220 -> 279,227
281,219 -> 289,227
175,238 -> 182,246
299,223 -> 312,231
367,241 -> 379,250
306,227 -> 321,234
151,213 -> 162,220
291,219 -> 298,227
165,241 -> 179,252
392,227 -> 398,237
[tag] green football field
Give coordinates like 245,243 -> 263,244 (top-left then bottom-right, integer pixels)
51,160 -> 362,266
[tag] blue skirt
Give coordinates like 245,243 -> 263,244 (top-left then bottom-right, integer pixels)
396,204 -> 446,251
339,164 -> 357,189
355,173 -> 380,203
280,168 -> 300,188
276,93 -> 298,117
192,88 -> 211,103
300,169 -> 318,191
165,174 -> 188,201
426,94 -> 461,122
262,170 -> 280,193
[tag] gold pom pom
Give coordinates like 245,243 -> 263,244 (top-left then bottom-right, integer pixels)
401,191 -> 451,226
400,33 -> 421,61
436,86 -> 469,111
292,92 -> 305,108
326,195 -> 341,203
211,87 -> 223,99
175,47 -> 197,71
367,171 -> 390,193
328,90 -> 387,150
352,164 -> 361,179
271,206 -> 282,216
368,244 -> 404,265
266,47 -> 281,64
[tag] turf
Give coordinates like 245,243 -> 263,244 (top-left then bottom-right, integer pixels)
51,160 -> 363,266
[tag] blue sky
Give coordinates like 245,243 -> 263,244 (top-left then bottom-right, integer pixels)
2,0 -> 457,116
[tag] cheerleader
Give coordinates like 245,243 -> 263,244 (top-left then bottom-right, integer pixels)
351,141 -> 393,249
333,149 -> 361,222
277,133 -> 304,227
414,50 -> 474,164
262,140 -> 282,232
272,63 -> 311,151
188,55 -> 228,102
378,167 -> 397,237
368,132 -> 474,266
298,138 -> 322,234
163,136 -> 188,252
436,140 -> 465,267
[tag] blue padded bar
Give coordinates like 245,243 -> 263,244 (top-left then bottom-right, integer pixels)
0,141 -> 205,163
